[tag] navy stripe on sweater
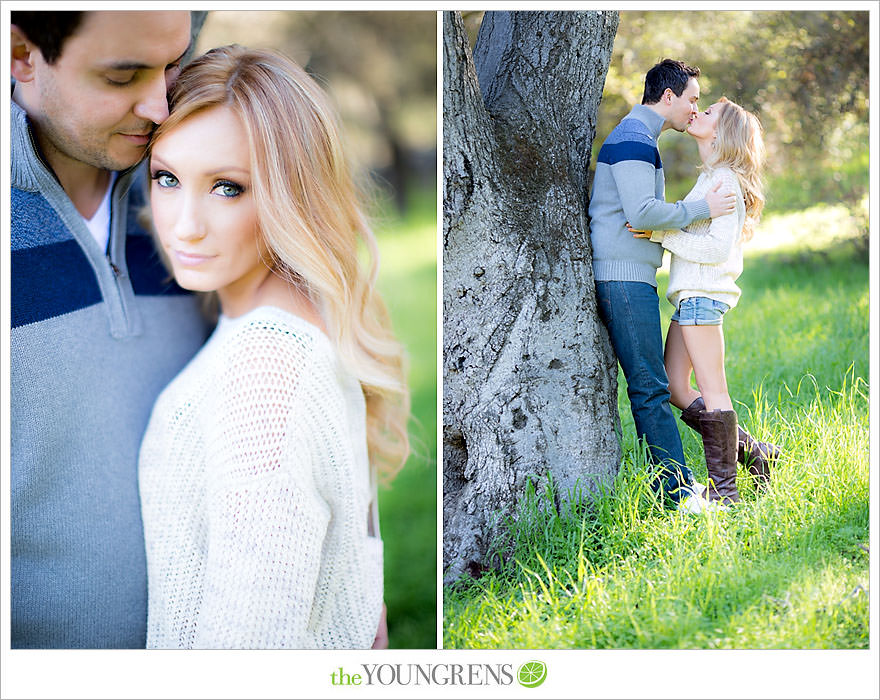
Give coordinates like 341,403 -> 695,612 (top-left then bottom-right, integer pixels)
125,234 -> 188,296
12,189 -> 190,329
12,240 -> 103,328
597,140 -> 663,169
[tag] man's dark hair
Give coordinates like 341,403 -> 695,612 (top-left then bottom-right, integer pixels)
641,58 -> 700,105
11,11 -> 84,64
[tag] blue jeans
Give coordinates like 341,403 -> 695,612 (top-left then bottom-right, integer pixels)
595,281 -> 693,501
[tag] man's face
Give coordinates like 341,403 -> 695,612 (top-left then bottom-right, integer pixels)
666,77 -> 700,133
23,11 -> 191,173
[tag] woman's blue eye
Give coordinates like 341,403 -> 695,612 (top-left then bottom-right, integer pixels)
153,171 -> 178,188
213,181 -> 244,198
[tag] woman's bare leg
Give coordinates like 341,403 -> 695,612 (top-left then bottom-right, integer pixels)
679,324 -> 733,411
664,321 -> 702,410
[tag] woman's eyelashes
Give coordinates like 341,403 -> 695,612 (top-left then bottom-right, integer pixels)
212,180 -> 245,198
150,170 -> 245,198
151,170 -> 179,188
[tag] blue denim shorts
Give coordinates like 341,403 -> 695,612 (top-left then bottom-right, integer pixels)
672,296 -> 730,326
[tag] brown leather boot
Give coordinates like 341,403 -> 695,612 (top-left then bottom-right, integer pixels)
679,397 -> 704,432
737,427 -> 778,488
681,397 -> 779,487
698,408 -> 740,504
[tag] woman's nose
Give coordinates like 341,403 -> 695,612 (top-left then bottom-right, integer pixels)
174,197 -> 207,242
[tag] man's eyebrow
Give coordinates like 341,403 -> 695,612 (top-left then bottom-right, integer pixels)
102,61 -> 152,72
100,45 -> 191,73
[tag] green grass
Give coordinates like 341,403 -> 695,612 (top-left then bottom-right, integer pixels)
443,202 -> 869,650
374,183 -> 437,648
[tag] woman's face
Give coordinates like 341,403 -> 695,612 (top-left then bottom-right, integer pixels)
150,105 -> 267,309
686,101 -> 722,141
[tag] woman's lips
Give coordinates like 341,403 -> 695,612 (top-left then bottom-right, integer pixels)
173,250 -> 215,266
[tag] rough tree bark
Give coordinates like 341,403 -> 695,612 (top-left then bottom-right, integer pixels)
443,10 -> 622,583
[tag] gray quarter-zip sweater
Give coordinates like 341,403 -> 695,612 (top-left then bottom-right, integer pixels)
10,98 -> 208,648
588,104 -> 711,286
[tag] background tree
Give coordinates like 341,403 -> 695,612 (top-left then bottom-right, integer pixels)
443,10 -> 621,583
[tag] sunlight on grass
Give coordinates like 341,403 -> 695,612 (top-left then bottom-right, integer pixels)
747,194 -> 868,255
445,374 -> 868,649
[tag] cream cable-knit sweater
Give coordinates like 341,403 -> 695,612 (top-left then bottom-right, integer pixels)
651,166 -> 746,310
139,306 -> 382,649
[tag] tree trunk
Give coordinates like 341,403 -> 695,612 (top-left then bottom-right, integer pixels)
443,10 -> 621,584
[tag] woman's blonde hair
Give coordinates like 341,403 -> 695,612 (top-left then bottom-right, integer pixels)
708,97 -> 766,241
152,45 -> 410,479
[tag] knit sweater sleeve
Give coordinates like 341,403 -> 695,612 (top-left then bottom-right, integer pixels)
651,170 -> 743,264
609,144 -> 711,230
195,322 -> 330,649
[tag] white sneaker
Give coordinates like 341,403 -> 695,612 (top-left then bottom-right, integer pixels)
678,493 -> 706,514
678,492 -> 725,514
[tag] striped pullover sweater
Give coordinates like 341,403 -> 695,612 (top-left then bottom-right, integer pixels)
10,98 -> 208,648
588,104 -> 711,286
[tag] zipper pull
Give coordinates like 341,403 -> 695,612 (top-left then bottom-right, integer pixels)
108,256 -> 121,277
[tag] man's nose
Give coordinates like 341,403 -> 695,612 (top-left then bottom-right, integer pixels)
133,72 -> 171,125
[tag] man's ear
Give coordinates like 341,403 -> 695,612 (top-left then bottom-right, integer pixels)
10,25 -> 39,83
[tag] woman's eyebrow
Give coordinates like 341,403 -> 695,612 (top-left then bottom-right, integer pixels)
149,156 -> 250,179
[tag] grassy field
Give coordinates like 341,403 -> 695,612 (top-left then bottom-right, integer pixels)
373,184 -> 438,649
443,200 -> 869,650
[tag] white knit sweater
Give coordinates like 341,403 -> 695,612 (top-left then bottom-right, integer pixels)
138,306 -> 382,649
651,166 -> 746,310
